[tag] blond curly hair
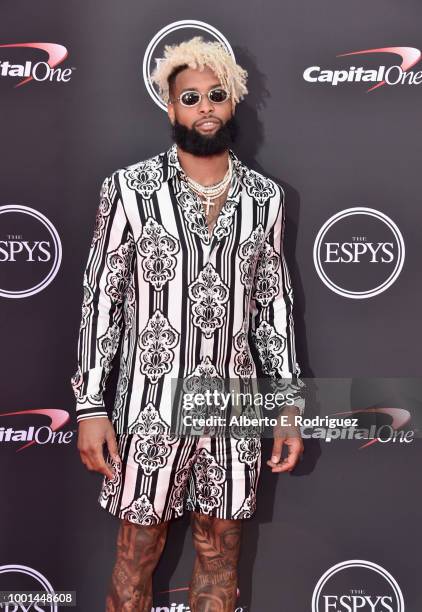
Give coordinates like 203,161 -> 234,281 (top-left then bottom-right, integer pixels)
150,35 -> 248,110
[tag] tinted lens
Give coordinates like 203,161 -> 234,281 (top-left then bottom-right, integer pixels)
180,91 -> 201,106
209,88 -> 228,103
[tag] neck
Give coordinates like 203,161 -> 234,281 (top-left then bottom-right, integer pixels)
176,145 -> 230,186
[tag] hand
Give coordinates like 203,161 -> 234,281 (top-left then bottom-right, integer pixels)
77,417 -> 121,480
266,407 -> 304,473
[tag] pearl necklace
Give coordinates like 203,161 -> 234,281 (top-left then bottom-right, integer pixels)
181,157 -> 233,214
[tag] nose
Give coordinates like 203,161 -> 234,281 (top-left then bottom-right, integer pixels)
198,92 -> 214,113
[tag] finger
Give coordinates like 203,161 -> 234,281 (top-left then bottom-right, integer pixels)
273,421 -> 283,436
105,428 -> 121,464
89,447 -> 115,480
270,449 -> 301,473
99,458 -> 116,481
269,459 -> 293,473
79,450 -> 94,472
269,437 -> 284,465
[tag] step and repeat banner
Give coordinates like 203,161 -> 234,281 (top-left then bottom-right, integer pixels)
1,1 -> 421,611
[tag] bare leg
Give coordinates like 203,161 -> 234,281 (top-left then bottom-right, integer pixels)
189,511 -> 243,612
105,517 -> 169,611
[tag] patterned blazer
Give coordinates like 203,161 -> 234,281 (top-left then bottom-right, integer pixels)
70,143 -> 305,432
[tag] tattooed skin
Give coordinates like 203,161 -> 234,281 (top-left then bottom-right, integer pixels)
105,518 -> 169,611
189,511 -> 243,612
105,508 -> 242,610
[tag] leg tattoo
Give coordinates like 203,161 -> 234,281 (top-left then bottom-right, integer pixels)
105,518 -> 169,611
189,511 -> 243,612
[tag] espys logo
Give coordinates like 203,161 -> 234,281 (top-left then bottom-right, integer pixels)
0,42 -> 74,87
312,559 -> 404,612
0,564 -> 58,611
0,409 -> 73,451
143,20 -> 235,110
0,205 -> 62,298
304,46 -> 422,91
313,207 -> 405,299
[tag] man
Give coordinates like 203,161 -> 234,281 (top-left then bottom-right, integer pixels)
70,36 -> 305,611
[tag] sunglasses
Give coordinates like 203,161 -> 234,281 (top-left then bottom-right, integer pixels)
169,86 -> 230,107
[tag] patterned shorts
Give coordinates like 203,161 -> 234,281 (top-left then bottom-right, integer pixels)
98,433 -> 262,525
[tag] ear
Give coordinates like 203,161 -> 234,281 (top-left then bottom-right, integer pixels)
167,102 -> 175,126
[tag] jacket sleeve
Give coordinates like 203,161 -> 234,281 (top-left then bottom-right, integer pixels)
70,172 -> 136,423
249,183 -> 305,416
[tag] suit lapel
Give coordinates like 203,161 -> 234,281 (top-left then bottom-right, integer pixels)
165,144 -> 247,252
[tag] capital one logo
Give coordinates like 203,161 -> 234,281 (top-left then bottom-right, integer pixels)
0,42 -> 74,87
304,46 -> 422,91
152,586 -> 245,611
313,207 -> 405,298
143,20 -> 235,111
0,205 -> 62,298
312,559 -> 404,611
0,409 -> 72,452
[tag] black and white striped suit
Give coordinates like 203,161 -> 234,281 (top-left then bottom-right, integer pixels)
70,143 -> 305,523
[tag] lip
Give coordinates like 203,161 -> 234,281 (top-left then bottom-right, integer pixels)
196,119 -> 220,128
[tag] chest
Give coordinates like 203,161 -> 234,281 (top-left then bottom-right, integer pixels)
202,184 -> 231,235
123,173 -> 271,266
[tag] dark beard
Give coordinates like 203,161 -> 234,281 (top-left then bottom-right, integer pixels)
170,114 -> 239,156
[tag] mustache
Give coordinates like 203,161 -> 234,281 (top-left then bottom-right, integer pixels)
171,115 -> 238,157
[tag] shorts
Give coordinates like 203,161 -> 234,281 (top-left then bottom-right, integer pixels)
98,432 -> 262,525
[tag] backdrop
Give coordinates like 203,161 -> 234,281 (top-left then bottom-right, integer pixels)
1,1 -> 421,611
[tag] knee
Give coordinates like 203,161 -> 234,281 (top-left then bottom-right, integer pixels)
118,518 -> 169,568
190,512 -> 242,566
